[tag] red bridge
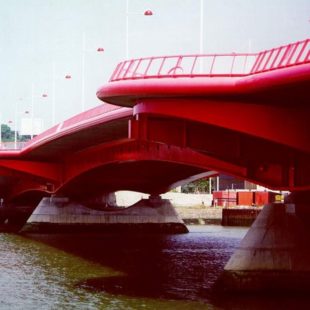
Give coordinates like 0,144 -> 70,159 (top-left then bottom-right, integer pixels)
1,38 -> 310,292
1,38 -> 310,205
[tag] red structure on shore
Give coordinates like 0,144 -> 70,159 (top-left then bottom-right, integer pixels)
212,190 -> 281,207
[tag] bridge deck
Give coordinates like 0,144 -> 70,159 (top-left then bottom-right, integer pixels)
97,39 -> 310,107
0,104 -> 132,160
0,39 -> 310,201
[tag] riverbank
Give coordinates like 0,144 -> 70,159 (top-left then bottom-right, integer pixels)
175,205 -> 262,226
175,206 -> 222,225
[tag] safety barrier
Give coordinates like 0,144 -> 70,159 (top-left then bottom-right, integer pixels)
110,39 -> 310,81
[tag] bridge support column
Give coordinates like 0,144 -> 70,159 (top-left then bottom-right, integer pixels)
219,192 -> 310,292
20,195 -> 188,234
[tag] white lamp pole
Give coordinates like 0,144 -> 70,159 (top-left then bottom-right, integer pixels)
126,0 -> 129,59
31,83 -> 35,139
29,84 -> 48,139
14,100 -> 18,149
51,62 -> 72,126
125,1 -> 153,59
81,31 -> 86,112
199,0 -> 204,73
81,32 -> 104,112
200,0 -> 204,55
0,114 -> 2,148
52,62 -> 56,125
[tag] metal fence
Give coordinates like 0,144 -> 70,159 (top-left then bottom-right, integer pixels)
110,39 -> 310,81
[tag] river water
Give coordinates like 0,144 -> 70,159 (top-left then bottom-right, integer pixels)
1,225 -> 309,309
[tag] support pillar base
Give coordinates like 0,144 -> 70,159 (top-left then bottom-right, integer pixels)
21,196 -> 188,234
217,202 -> 310,292
220,270 -> 310,293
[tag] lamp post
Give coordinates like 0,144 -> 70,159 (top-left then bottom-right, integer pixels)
125,0 -> 153,59
200,0 -> 204,55
0,114 -> 2,148
30,83 -> 48,139
52,62 -> 72,125
81,32 -> 104,112
199,0 -> 205,73
11,97 -> 24,149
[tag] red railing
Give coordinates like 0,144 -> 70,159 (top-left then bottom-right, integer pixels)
250,39 -> 310,73
110,39 -> 310,81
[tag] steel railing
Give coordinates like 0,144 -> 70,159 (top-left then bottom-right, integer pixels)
250,39 -> 310,73
110,39 -> 310,82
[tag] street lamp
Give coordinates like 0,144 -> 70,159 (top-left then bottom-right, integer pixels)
52,62 -> 72,125
199,0 -> 205,73
144,10 -> 153,16
0,114 -> 2,148
81,32 -> 104,112
125,0 -> 153,58
30,83 -> 48,139
200,0 -> 204,55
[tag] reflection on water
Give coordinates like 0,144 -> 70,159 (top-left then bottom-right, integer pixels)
0,225 -> 310,309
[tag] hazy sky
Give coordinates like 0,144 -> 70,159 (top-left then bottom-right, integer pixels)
0,0 -> 309,132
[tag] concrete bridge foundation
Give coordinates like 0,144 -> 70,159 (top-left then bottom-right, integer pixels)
219,197 -> 310,292
21,195 -> 188,234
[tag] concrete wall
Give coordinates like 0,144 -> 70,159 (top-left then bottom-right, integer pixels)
115,191 -> 213,207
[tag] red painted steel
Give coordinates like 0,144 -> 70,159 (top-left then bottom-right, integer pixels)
0,104 -> 132,158
0,160 -> 61,181
62,140 -> 239,186
98,62 -> 310,109
108,39 -> 310,82
133,98 -> 310,154
1,39 -> 310,203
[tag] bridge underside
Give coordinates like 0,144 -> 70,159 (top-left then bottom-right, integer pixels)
129,107 -> 310,191
60,161 -> 209,199
1,100 -> 310,202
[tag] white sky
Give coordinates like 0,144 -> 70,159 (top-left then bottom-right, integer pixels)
0,0 -> 309,131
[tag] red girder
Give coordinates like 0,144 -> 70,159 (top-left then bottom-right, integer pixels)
128,115 -> 310,191
60,139 -> 240,195
6,178 -> 54,202
1,39 -> 310,201
0,160 -> 61,182
133,98 -> 310,154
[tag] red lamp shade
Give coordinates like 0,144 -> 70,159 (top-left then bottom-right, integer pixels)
144,10 -> 153,16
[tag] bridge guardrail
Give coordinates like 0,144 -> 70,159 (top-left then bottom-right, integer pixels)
251,39 -> 310,73
110,39 -> 310,81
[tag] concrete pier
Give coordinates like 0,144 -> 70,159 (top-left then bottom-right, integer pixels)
21,196 -> 188,234
219,202 -> 310,292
